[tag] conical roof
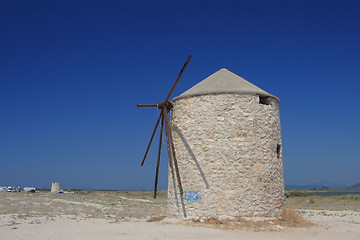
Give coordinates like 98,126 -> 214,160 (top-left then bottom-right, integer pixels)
173,68 -> 279,102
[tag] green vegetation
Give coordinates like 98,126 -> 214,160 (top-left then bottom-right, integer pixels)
284,189 -> 360,211
333,194 -> 360,200
286,189 -> 360,198
285,190 -> 313,198
67,188 -> 82,192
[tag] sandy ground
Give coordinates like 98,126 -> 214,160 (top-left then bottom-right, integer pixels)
1,212 -> 360,240
1,192 -> 359,240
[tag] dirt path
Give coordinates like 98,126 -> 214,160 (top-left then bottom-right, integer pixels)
1,192 -> 359,239
1,210 -> 359,240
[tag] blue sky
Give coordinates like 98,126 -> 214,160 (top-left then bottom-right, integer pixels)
1,0 -> 359,190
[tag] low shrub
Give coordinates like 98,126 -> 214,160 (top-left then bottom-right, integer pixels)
277,208 -> 313,227
285,191 -> 313,198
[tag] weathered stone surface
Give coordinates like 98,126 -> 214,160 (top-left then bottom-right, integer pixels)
218,215 -> 232,222
168,93 -> 284,218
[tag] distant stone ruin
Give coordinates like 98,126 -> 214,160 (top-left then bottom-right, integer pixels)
51,182 -> 61,193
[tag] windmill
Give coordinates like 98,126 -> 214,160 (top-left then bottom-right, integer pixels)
137,55 -> 192,199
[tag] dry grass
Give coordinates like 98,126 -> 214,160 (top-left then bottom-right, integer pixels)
203,216 -> 222,225
284,196 -> 360,211
185,207 -> 313,231
1,190 -> 358,231
146,216 -> 166,222
0,191 -> 167,221
276,208 -> 313,227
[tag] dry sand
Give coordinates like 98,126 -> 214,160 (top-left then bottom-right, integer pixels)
1,191 -> 359,240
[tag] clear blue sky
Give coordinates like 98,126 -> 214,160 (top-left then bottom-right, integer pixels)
1,0 -> 359,190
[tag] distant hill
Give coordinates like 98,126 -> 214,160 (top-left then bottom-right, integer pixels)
347,182 -> 360,189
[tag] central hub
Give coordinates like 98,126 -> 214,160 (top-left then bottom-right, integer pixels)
157,101 -> 173,112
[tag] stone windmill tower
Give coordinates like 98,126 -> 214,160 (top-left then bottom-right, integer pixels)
168,68 -> 284,219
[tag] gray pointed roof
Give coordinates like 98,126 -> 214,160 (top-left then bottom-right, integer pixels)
173,68 -> 279,102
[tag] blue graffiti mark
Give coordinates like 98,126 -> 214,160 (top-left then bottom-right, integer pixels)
184,191 -> 202,203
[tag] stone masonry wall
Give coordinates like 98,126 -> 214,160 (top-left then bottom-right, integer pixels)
168,93 -> 284,219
